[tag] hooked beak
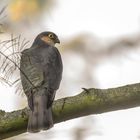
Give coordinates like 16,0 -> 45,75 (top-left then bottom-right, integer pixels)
55,37 -> 60,44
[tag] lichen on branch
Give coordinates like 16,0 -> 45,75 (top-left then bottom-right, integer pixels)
1,83 -> 140,139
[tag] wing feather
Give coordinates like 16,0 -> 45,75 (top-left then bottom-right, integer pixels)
20,49 -> 44,94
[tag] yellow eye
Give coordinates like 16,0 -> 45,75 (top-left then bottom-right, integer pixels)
48,34 -> 53,39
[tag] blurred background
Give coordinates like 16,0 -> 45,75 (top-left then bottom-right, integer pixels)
1,0 -> 140,140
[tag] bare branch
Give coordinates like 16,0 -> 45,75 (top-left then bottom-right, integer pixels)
0,35 -> 34,93
1,83 -> 140,139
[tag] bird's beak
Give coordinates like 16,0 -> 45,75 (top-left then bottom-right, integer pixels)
55,37 -> 60,44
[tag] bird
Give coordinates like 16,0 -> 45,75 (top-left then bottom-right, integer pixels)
20,31 -> 63,132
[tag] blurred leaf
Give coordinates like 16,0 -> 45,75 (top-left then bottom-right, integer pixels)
8,0 -> 53,22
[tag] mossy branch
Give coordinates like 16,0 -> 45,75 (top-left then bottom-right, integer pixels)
1,83 -> 140,139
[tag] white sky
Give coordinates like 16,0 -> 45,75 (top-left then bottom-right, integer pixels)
2,0 -> 140,140
46,0 -> 140,39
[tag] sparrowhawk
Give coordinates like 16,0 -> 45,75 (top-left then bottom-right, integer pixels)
20,31 -> 63,132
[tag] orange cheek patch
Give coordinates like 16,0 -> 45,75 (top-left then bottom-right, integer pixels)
41,36 -> 50,43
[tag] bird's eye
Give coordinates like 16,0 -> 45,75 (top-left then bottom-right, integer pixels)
48,34 -> 54,39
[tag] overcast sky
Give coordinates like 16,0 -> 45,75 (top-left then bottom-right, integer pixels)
46,0 -> 140,39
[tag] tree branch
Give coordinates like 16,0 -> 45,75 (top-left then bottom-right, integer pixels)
1,83 -> 140,139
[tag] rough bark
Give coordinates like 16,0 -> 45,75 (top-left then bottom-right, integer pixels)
1,83 -> 140,139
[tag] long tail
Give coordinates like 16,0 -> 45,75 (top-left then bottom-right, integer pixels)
27,88 -> 54,133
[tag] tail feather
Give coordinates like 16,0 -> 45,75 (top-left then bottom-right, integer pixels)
27,89 -> 54,133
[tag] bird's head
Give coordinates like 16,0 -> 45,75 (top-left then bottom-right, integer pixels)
34,31 -> 60,46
